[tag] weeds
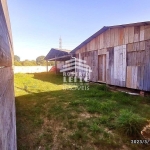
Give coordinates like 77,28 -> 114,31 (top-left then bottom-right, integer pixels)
116,109 -> 147,137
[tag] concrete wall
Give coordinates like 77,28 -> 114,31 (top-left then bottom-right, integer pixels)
14,66 -> 52,74
0,0 -> 17,149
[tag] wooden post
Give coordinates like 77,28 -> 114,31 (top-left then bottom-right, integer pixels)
46,60 -> 48,73
55,57 -> 57,74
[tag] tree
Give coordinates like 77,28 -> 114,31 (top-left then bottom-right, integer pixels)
22,60 -> 37,66
36,56 -> 55,66
14,55 -> 20,62
30,60 -> 37,66
14,61 -> 22,66
49,61 -> 55,66
36,56 -> 46,65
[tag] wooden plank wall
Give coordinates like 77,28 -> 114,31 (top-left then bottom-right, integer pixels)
98,55 -> 103,81
0,67 -> 16,150
0,0 -> 16,150
142,40 -> 150,91
107,47 -> 114,85
98,49 -> 107,82
0,0 -> 12,67
75,24 -> 150,91
126,25 -> 150,91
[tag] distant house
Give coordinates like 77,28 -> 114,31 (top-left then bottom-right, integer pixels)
45,21 -> 150,91
45,48 -> 72,71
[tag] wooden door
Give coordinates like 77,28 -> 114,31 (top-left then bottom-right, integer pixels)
98,54 -> 106,82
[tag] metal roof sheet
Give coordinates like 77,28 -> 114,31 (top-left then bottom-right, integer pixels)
45,48 -> 70,60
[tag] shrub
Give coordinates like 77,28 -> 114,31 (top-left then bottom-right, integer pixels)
116,109 -> 147,137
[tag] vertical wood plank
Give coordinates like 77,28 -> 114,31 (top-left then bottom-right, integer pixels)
127,43 -> 134,52
107,47 -> 114,85
134,42 -> 140,51
106,51 -> 109,83
132,66 -> 138,89
128,26 -> 134,43
139,41 -> 145,50
114,28 -> 119,46
114,45 -> 126,87
110,28 -> 115,47
122,45 -> 126,84
106,29 -> 110,48
126,66 -> 131,88
144,25 -> 150,40
119,28 -> 124,45
95,36 -> 98,50
98,55 -> 102,81
100,33 -> 103,49
102,55 -> 106,82
140,26 -> 145,41
123,27 -> 129,44
97,35 -> 100,50
134,26 -> 140,42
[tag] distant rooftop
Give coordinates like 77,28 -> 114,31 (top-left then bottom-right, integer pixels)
45,48 -> 71,61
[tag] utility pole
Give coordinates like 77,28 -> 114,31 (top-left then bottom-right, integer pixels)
59,37 -> 62,49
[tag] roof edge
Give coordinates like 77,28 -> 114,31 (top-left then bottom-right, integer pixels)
70,26 -> 108,53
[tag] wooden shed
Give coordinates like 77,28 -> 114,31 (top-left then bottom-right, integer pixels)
71,21 -> 150,91
45,48 -> 72,71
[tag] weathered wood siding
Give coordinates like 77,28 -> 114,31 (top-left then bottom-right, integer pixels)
0,0 -> 16,149
107,47 -> 114,85
98,54 -> 106,82
114,45 -> 126,87
75,23 -> 150,91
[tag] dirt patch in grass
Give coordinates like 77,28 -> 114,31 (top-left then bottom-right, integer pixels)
79,112 -> 100,119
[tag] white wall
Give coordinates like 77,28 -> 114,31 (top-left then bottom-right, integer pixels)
14,66 -> 52,74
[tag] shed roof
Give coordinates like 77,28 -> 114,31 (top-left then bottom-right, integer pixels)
71,21 -> 150,53
45,48 -> 71,61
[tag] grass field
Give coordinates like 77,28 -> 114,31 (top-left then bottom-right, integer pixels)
15,73 -> 150,150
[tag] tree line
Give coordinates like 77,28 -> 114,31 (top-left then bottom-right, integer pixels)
14,55 -> 54,66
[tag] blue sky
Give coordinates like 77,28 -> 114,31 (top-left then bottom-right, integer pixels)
7,0 -> 150,60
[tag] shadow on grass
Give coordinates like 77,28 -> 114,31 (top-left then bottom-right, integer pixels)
15,89 -> 69,150
33,72 -> 63,85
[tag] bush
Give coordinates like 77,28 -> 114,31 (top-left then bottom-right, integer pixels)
116,109 -> 147,137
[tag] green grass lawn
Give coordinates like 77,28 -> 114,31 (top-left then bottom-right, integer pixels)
15,73 -> 150,150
